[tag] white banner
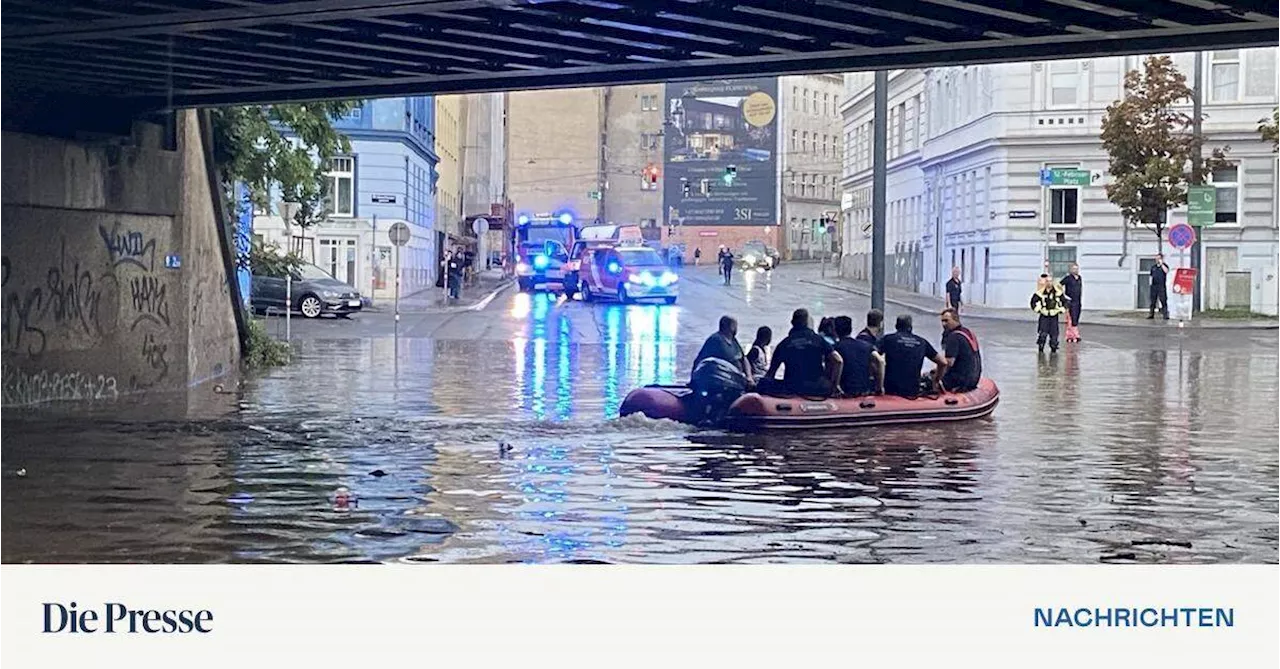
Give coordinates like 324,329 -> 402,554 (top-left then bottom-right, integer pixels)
2,565 -> 1276,668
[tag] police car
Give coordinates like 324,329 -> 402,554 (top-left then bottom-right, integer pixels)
515,240 -> 570,293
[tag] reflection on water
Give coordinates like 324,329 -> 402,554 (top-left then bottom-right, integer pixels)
2,312 -> 1276,563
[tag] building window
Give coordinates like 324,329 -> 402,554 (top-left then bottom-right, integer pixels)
1049,61 -> 1080,107
640,133 -> 659,150
1245,48 -> 1277,98
327,156 -> 354,217
823,92 -> 830,116
791,129 -> 797,152
895,102 -> 906,155
1210,50 -> 1241,102
792,87 -> 799,111
1047,246 -> 1077,280
1050,188 -> 1078,225
641,94 -> 659,111
803,90 -> 809,112
802,131 -> 809,153
822,134 -> 828,157
1210,164 -> 1239,224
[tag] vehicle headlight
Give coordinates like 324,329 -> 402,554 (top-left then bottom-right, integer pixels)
321,290 -> 341,298
533,255 -> 550,270
641,272 -> 657,286
516,262 -> 530,273
627,273 -> 643,284
744,254 -> 756,263
660,272 -> 679,286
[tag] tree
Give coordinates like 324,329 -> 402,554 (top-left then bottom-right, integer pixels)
1100,55 -> 1228,244
1260,108 -> 1279,152
210,102 -> 360,229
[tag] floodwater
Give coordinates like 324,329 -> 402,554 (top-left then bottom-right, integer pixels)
3,277 -> 1278,564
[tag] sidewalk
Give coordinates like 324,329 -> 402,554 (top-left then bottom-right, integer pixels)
802,276 -> 1278,330
368,269 -> 512,313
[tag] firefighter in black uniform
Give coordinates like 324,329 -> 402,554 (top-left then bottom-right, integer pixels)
1030,274 -> 1068,353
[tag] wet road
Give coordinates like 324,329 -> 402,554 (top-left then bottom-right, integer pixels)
3,264 -> 1277,563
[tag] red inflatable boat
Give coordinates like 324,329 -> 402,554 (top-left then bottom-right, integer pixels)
619,378 -> 999,431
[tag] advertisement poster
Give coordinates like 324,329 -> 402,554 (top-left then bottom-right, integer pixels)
664,77 -> 778,227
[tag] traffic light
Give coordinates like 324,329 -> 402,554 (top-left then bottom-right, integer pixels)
700,178 -> 710,196
723,164 -> 737,186
681,177 -> 690,197
643,163 -> 660,185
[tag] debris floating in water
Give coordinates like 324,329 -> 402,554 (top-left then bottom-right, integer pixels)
369,469 -> 387,477
333,487 -> 357,511
16,468 -> 27,478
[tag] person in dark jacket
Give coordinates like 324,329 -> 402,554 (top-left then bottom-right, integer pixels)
1061,262 -> 1083,339
1148,254 -> 1169,320
834,315 -> 883,396
759,309 -> 843,397
720,247 -> 735,285
945,266 -> 963,313
937,308 -> 982,392
856,309 -> 884,350
1030,274 -> 1068,353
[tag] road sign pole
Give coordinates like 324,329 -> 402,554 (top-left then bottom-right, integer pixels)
871,70 -> 888,312
394,243 -> 400,323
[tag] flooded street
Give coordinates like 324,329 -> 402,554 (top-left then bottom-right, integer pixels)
3,265 -> 1277,564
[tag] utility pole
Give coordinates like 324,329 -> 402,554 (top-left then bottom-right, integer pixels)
871,70 -> 888,312
1190,50 -> 1204,314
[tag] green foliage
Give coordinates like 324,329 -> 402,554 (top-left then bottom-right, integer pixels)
1260,108 -> 1279,152
244,319 -> 292,369
249,240 -> 305,279
1100,56 -> 1229,241
210,102 -> 360,227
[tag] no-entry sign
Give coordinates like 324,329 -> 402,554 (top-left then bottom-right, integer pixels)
1168,223 -> 1196,250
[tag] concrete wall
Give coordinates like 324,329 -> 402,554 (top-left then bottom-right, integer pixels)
2,110 -> 240,414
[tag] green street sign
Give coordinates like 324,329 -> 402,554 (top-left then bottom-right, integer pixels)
1187,185 -> 1215,227
587,190 -> 602,200
1039,168 -> 1101,187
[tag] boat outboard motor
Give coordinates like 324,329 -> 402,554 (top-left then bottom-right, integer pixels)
688,357 -> 749,426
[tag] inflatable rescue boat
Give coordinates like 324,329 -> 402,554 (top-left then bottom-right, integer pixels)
619,378 -> 999,432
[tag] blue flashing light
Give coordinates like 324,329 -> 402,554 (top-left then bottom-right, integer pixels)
533,255 -> 550,270
518,214 -> 530,225
558,212 -> 574,225
607,261 -> 621,274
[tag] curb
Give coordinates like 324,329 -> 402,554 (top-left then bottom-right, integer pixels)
364,280 -> 513,314
800,279 -> 1279,330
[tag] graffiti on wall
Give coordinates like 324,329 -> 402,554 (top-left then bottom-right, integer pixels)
1,366 -> 120,407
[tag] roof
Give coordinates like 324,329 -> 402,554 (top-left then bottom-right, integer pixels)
2,1 -> 1276,109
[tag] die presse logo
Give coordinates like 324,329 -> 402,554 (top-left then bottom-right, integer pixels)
43,602 -> 213,634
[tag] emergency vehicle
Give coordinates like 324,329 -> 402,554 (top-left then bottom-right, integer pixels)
578,243 -> 679,305
512,212 -> 578,292
564,224 -> 644,297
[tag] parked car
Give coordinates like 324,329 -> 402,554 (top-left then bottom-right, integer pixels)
251,263 -> 363,318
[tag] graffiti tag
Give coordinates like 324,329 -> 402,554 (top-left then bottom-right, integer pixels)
99,222 -> 156,271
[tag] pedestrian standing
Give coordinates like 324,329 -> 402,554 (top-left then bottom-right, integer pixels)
720,247 -> 735,286
446,246 -> 464,300
1061,262 -> 1083,341
945,266 -> 963,314
694,247 -> 702,266
1148,254 -> 1170,320
1030,274 -> 1067,353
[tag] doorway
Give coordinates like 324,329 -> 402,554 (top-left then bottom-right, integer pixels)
319,238 -> 358,286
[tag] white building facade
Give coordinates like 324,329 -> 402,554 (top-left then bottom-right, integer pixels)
841,49 -> 1279,314
779,74 -> 845,259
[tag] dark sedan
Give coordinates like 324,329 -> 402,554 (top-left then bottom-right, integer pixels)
251,263 -> 364,318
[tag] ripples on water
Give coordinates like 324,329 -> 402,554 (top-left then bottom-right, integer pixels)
3,330 -> 1277,564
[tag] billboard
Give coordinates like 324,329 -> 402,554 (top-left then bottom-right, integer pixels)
664,77 -> 778,227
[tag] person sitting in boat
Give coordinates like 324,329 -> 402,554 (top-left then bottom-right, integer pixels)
880,314 -> 949,399
936,308 -> 982,392
817,317 -> 838,346
746,326 -> 772,381
758,308 -> 843,398
693,315 -> 753,385
834,315 -> 884,396
856,309 -> 884,350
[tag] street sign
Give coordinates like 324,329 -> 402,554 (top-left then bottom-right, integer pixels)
587,191 -> 602,200
371,194 -> 397,204
1039,168 -> 1102,187
698,230 -> 718,237
1168,222 -> 1196,250
472,217 -> 489,235
1009,210 -> 1037,219
1172,268 -> 1198,295
1187,185 -> 1216,227
388,221 -> 411,246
